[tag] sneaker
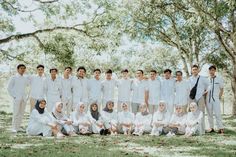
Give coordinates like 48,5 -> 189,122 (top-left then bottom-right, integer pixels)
166,132 -> 175,137
218,129 -> 224,135
100,129 -> 105,135
154,132 -> 160,136
11,129 -> 17,133
206,128 -> 215,133
17,128 -> 25,132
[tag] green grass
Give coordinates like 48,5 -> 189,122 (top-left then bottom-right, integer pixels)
0,113 -> 236,157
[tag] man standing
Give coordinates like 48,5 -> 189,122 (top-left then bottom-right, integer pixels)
44,68 -> 62,112
7,64 -> 29,133
28,65 -> 45,112
161,69 -> 175,114
206,65 -> 224,134
189,64 -> 209,134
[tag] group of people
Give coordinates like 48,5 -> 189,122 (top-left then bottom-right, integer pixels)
7,63 -> 224,138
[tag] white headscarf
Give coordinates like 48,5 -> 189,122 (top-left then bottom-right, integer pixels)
156,100 -> 168,120
189,102 -> 201,117
76,102 -> 86,116
52,102 -> 64,119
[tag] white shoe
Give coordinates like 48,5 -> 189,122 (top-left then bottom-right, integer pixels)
166,132 -> 172,137
154,132 -> 160,136
17,128 -> 25,132
11,129 -> 17,133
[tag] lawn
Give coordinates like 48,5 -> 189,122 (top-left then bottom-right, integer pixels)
0,111 -> 236,157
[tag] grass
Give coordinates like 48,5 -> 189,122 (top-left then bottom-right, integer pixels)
0,112 -> 236,157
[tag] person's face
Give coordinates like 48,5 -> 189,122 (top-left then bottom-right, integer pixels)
79,104 -> 85,112
50,70 -> 57,78
209,69 -> 216,77
176,72 -> 182,81
64,68 -> 71,76
136,71 -> 143,79
94,71 -> 101,79
39,101 -> 46,109
158,103 -> 165,112
106,73 -> 112,80
92,104 -> 98,111
78,69 -> 85,78
17,66 -> 26,75
122,72 -> 128,78
107,102 -> 114,110
191,67 -> 199,76
189,104 -> 197,112
122,103 -> 128,111
164,72 -> 171,79
37,67 -> 44,76
150,72 -> 156,80
140,105 -> 146,113
56,103 -> 63,113
175,106 -> 183,114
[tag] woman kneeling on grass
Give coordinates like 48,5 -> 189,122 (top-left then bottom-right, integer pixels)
163,105 -> 187,137
26,100 -> 65,138
51,102 -> 77,136
185,102 -> 203,137
71,102 -> 92,135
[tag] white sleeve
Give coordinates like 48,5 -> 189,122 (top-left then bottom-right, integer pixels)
7,76 -> 16,98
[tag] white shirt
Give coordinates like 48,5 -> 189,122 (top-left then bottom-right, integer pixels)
61,76 -> 72,100
208,76 -> 224,101
101,110 -> 118,125
101,79 -> 117,102
152,110 -> 171,126
161,78 -> 175,104
189,75 -> 209,101
118,111 -> 135,124
71,76 -> 89,104
7,73 -> 29,100
131,79 -> 148,104
88,78 -> 102,103
174,80 -> 190,105
44,77 -> 62,100
70,112 -> 91,126
29,74 -> 45,100
169,114 -> 187,126
134,113 -> 152,126
117,78 -> 132,102
147,79 -> 161,105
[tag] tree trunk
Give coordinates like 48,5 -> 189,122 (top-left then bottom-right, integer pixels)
232,63 -> 236,115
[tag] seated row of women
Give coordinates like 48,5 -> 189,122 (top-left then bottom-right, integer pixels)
26,100 -> 203,138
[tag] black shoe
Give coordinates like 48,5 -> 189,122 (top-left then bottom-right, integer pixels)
100,129 -> 105,135
104,129 -> 109,135
206,128 -> 215,133
218,129 -> 224,134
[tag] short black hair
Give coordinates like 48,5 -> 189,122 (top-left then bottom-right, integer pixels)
150,69 -> 157,73
121,69 -> 128,73
192,64 -> 199,69
49,68 -> 58,73
17,64 -> 26,69
37,64 -> 44,69
93,68 -> 101,73
137,69 -> 144,74
65,67 -> 72,71
209,65 -> 216,70
176,71 -> 183,76
164,69 -> 172,74
106,69 -> 112,74
77,66 -> 86,73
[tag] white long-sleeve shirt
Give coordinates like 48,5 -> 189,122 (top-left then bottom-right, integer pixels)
118,111 -> 135,124
71,77 -> 89,104
161,78 -> 175,105
7,73 -> 29,100
101,110 -> 118,125
186,111 -> 203,126
44,77 -> 62,100
87,78 -> 102,103
131,79 -> 148,104
147,79 -> 161,105
70,112 -> 91,126
101,79 -> 117,102
152,110 -> 171,127
208,76 -> 224,102
169,114 -> 187,126
61,76 -> 72,101
117,78 -> 132,102
134,113 -> 152,126
174,80 -> 190,105
29,74 -> 45,100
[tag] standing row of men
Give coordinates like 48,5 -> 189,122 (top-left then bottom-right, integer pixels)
7,64 -> 224,134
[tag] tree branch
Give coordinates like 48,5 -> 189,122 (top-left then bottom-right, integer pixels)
34,0 -> 59,4
1,0 -> 39,12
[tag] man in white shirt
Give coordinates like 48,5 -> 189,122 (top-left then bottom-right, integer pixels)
28,65 -> 45,112
88,69 -> 102,109
206,65 -> 224,134
71,66 -> 89,110
7,64 -> 29,133
189,64 -> 209,134
61,67 -> 73,116
174,71 -> 190,112
44,68 -> 62,112
131,69 -> 148,114
161,69 -> 175,115
101,69 -> 117,108
146,70 -> 161,114
117,69 -> 132,111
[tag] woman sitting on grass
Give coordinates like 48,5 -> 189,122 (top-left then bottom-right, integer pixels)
151,101 -> 171,136
185,102 -> 203,137
118,102 -> 135,135
133,104 -> 152,136
163,105 -> 187,137
101,101 -> 118,135
51,102 -> 77,136
71,102 -> 92,135
26,99 -> 64,138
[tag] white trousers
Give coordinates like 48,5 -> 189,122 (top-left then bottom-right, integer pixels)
12,98 -> 26,131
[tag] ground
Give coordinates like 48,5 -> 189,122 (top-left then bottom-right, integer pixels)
0,111 -> 236,157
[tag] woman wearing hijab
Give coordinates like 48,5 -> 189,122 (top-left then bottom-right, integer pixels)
118,102 -> 135,135
163,105 -> 187,137
101,101 -> 118,135
70,102 -> 92,135
26,100 -> 64,138
133,104 -> 152,136
87,103 -> 107,135
51,102 -> 76,136
185,102 -> 203,137
151,101 -> 171,136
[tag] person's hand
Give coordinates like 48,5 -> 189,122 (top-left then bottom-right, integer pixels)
65,121 -> 72,125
